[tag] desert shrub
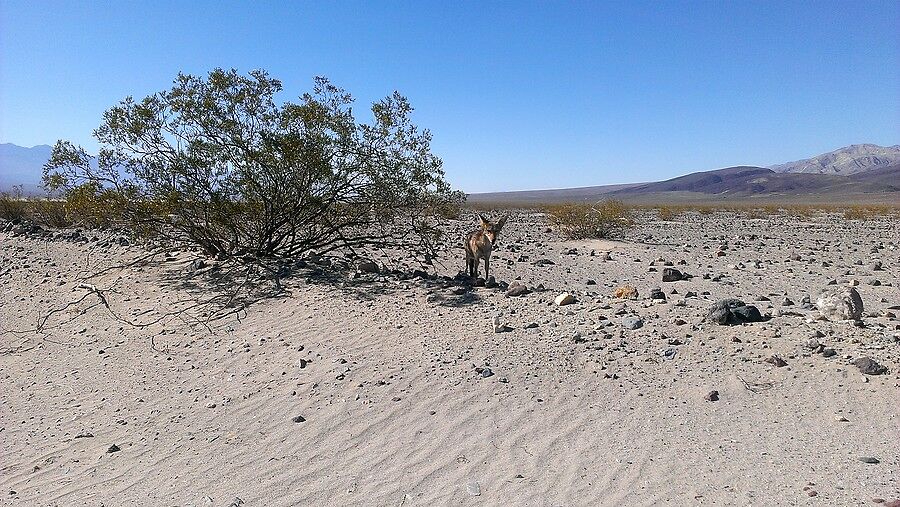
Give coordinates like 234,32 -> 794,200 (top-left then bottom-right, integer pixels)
784,205 -> 816,219
0,186 -> 27,221
743,207 -> 766,219
657,205 -> 680,221
545,199 -> 634,239
842,205 -> 894,221
28,199 -> 71,228
60,182 -> 130,228
43,68 -> 460,265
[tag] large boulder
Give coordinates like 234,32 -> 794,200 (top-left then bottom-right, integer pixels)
705,299 -> 763,325
816,287 -> 863,321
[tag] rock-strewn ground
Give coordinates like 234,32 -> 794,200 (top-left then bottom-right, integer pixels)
1,210 -> 898,506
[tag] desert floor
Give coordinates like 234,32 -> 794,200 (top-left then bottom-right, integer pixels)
1,210 -> 898,506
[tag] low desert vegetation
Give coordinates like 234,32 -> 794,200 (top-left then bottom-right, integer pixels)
544,200 -> 634,239
841,205 -> 897,221
0,188 -> 28,222
40,68 -> 464,268
655,205 -> 680,221
0,187 -> 69,227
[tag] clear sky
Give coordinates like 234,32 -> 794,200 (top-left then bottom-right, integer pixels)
1,1 -> 898,192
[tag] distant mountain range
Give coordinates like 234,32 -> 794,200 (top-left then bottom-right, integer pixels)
0,143 -> 52,194
2,142 -> 899,203
769,144 -> 900,175
469,144 -> 900,204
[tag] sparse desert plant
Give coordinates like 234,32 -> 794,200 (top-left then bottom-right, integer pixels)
657,205 -> 680,221
784,205 -> 816,219
28,199 -> 71,228
43,68 -> 460,267
0,186 -> 27,221
60,181 -> 129,228
841,205 -> 893,221
545,199 -> 634,239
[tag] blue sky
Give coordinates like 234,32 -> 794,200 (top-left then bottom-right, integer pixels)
1,1 -> 897,192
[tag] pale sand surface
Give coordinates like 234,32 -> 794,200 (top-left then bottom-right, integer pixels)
1,211 -> 898,506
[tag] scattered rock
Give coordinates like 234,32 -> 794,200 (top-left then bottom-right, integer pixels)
356,260 -> 380,274
765,355 -> 787,367
648,287 -> 666,301
661,267 -> 684,282
621,316 -> 644,330
858,456 -> 880,464
554,292 -> 576,306
705,299 -> 763,325
853,357 -> 887,375
106,444 -> 120,453
613,285 -> 638,299
506,282 -> 529,297
475,367 -> 494,378
704,390 -> 719,401
817,287 -> 864,321
291,415 -> 306,423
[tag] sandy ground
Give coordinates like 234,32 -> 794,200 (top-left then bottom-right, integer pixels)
1,210 -> 899,506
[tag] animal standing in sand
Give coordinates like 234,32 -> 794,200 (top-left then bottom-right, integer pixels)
465,214 -> 508,279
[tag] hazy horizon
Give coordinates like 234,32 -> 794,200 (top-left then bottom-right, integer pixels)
1,1 -> 898,193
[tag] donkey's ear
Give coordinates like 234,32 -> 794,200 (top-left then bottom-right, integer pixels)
478,214 -> 491,228
496,215 -> 508,229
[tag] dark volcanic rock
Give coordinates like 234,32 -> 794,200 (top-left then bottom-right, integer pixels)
662,268 -> 684,282
705,299 -> 763,325
506,281 -> 529,297
765,355 -> 788,367
853,357 -> 887,375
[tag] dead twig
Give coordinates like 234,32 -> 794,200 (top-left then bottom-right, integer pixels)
737,375 -> 774,394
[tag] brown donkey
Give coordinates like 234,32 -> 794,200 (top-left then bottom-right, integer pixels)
464,214 -> 508,279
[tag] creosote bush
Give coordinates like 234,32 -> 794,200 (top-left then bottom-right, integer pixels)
0,187 -> 28,222
43,68 -> 463,266
544,200 -> 634,239
656,205 -> 679,221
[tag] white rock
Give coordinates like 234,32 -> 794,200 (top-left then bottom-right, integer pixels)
816,287 -> 863,321
554,292 -> 576,306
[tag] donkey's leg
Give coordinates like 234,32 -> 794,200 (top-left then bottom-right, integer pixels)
484,256 -> 490,279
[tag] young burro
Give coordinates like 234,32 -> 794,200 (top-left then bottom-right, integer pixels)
464,214 -> 508,279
